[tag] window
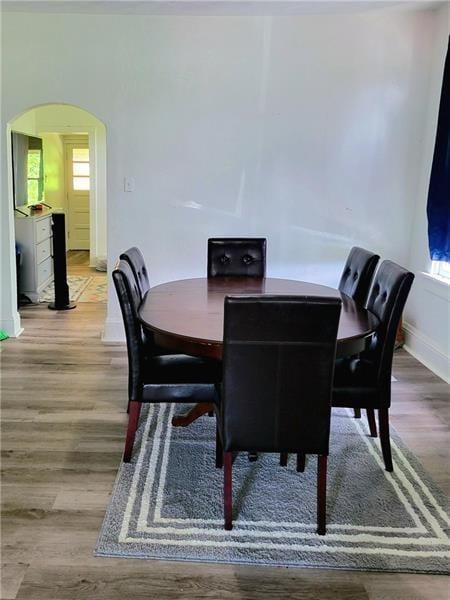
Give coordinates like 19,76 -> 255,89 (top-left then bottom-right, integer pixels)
432,260 -> 450,280
27,149 -> 42,204
72,148 -> 90,191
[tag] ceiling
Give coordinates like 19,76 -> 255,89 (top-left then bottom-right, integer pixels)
1,0 -> 446,16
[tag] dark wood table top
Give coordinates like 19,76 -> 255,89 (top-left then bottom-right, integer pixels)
138,277 -> 379,360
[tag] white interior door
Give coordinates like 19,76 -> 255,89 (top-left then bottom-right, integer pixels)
65,140 -> 90,250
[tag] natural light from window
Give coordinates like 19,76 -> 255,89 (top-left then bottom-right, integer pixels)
72,147 -> 90,191
27,149 -> 41,204
431,260 -> 450,280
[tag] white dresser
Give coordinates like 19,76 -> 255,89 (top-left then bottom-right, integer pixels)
15,210 -> 54,301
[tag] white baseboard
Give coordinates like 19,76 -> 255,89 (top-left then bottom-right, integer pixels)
102,318 -> 125,343
403,321 -> 450,384
0,312 -> 23,338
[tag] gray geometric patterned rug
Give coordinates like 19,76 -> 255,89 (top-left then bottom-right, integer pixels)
95,404 -> 450,573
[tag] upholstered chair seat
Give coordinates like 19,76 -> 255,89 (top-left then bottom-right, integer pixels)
143,353 -> 221,385
333,355 -> 378,391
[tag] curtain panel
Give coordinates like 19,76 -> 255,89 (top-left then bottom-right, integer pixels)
427,37 -> 450,263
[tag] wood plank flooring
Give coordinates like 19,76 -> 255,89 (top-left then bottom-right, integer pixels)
66,250 -> 107,298
1,258 -> 449,598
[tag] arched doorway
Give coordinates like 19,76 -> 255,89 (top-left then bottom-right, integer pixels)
3,103 -> 107,336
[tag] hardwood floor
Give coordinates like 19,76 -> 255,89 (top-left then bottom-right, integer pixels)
66,249 -> 91,266
1,283 -> 449,598
66,250 -> 107,283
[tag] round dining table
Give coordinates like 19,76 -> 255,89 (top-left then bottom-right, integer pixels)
139,276 -> 378,359
138,277 -> 379,427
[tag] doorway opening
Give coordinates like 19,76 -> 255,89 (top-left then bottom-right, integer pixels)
8,103 -> 107,329
65,135 -> 91,252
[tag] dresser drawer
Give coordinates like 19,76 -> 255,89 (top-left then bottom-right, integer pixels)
36,238 -> 52,265
36,217 -> 52,243
37,256 -> 53,288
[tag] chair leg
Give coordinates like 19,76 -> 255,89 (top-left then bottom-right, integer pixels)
123,401 -> 141,463
354,408 -> 361,418
224,452 -> 233,530
366,408 -> 378,438
215,424 -> 223,469
317,455 -> 327,535
280,452 -> 288,466
379,408 -> 393,472
297,454 -> 306,472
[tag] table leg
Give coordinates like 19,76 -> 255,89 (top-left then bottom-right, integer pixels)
171,403 -> 215,427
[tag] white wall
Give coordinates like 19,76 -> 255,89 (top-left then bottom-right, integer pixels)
0,7 -> 443,345
404,3 -> 450,383
3,111 -> 38,335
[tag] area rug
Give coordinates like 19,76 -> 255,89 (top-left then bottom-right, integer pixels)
95,405 -> 450,573
39,275 -> 91,303
78,278 -> 107,302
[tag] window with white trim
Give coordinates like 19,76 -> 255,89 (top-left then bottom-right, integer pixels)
431,260 -> 450,280
72,147 -> 90,191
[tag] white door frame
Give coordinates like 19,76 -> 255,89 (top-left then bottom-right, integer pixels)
63,135 -> 90,251
39,125 -> 106,267
2,124 -> 23,337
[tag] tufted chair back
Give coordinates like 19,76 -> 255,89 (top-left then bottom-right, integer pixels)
220,295 -> 341,454
338,247 -> 380,305
120,247 -> 150,301
207,238 -> 267,278
364,260 -> 414,397
112,260 -> 145,402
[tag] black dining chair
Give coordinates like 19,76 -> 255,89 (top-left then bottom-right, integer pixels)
338,246 -> 380,305
120,246 -> 177,358
120,247 -> 150,300
333,260 -> 414,472
208,238 -> 268,463
207,238 -> 267,278
214,295 -> 341,534
112,260 -> 221,462
338,247 -> 380,426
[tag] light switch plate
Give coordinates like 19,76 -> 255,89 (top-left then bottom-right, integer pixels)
124,177 -> 135,192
